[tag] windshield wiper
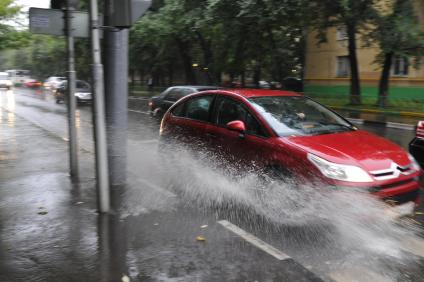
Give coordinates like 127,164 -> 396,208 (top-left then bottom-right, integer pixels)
318,122 -> 354,130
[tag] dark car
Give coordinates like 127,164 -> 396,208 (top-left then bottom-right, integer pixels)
410,121 -> 424,168
148,86 -> 221,118
160,89 -> 422,212
55,80 -> 92,104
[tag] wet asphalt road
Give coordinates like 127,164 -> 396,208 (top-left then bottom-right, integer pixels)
1,88 -> 424,282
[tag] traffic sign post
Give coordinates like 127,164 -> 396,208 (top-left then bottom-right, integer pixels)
29,0 -> 152,212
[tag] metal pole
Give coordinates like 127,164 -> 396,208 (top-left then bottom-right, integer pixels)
65,1 -> 79,180
104,0 -> 129,187
89,0 -> 110,213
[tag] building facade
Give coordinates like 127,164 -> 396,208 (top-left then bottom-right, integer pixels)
304,1 -> 424,92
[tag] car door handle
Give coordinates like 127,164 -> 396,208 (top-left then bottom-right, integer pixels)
206,133 -> 217,138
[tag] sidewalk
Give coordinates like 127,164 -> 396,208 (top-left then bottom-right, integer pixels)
0,104 -> 323,281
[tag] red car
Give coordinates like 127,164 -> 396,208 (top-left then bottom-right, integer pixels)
160,89 -> 422,208
25,80 -> 42,88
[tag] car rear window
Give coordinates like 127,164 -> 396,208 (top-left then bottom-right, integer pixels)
166,88 -> 193,102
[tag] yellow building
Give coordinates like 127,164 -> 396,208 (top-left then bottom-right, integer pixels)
304,0 -> 424,91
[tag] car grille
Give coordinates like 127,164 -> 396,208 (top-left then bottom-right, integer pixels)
370,163 -> 414,180
383,189 -> 420,205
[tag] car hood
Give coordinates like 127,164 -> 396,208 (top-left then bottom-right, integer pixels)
286,130 -> 410,171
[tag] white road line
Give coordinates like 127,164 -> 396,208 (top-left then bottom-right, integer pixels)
386,122 -> 415,131
400,235 -> 424,258
217,220 -> 291,261
328,266 -> 392,282
128,109 -> 150,115
138,139 -> 158,144
346,118 -> 364,125
128,96 -> 150,100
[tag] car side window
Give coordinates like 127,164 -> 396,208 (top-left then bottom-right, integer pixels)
185,96 -> 214,122
171,95 -> 214,122
215,97 -> 267,137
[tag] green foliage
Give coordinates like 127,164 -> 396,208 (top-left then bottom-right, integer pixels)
130,0 -> 306,85
368,0 -> 424,67
0,0 -> 30,50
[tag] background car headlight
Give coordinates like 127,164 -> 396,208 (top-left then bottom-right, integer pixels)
307,153 -> 373,182
408,153 -> 421,171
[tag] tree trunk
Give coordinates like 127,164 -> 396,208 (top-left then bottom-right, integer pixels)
175,38 -> 197,85
253,66 -> 261,88
347,23 -> 361,105
378,52 -> 393,108
195,31 -> 215,84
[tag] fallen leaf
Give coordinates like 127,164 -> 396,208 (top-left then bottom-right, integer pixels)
201,225 -> 208,229
196,236 -> 206,242
153,223 -> 159,226
122,274 -> 130,282
415,212 -> 423,215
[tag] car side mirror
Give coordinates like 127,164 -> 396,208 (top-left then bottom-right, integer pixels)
227,120 -> 246,134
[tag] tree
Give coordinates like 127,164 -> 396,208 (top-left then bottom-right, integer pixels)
0,0 -> 29,50
309,0 -> 377,105
367,0 -> 424,107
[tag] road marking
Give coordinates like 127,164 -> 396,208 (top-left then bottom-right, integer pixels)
129,96 -> 150,100
128,109 -> 150,115
400,236 -> 424,257
346,118 -> 364,125
386,122 -> 415,131
217,220 -> 291,261
328,266 -> 391,282
138,139 -> 158,144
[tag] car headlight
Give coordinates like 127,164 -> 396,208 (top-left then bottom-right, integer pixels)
307,153 -> 373,182
408,153 -> 421,171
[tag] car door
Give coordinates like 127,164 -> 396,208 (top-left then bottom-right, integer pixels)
164,94 -> 215,151
205,95 -> 272,170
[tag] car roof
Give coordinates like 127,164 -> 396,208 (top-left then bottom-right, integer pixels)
212,88 -> 303,98
169,85 -> 222,90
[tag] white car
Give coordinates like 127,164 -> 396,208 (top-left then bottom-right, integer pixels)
44,76 -> 66,90
0,72 -> 13,89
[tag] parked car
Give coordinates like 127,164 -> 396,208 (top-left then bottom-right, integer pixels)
55,80 -> 92,104
44,76 -> 66,90
24,79 -> 43,89
148,86 -> 222,119
0,72 -> 13,89
410,121 -> 424,168
160,89 -> 422,212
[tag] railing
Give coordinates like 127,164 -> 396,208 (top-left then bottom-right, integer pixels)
305,92 -> 424,114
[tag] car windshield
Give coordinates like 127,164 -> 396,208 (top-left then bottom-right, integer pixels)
248,96 -> 354,137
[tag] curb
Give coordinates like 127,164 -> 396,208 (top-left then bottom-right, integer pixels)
330,106 -> 424,118
346,118 -> 416,130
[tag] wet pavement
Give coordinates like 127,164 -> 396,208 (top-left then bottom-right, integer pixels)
1,88 -> 424,282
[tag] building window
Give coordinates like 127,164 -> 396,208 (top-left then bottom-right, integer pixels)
392,56 -> 409,76
336,26 -> 348,40
336,56 -> 350,77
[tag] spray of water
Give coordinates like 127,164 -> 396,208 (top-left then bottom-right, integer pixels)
124,140 -> 422,280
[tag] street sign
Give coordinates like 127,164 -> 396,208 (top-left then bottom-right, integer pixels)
108,0 -> 151,27
29,8 -> 99,38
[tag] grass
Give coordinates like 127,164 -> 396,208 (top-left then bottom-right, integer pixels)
304,85 -> 424,113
